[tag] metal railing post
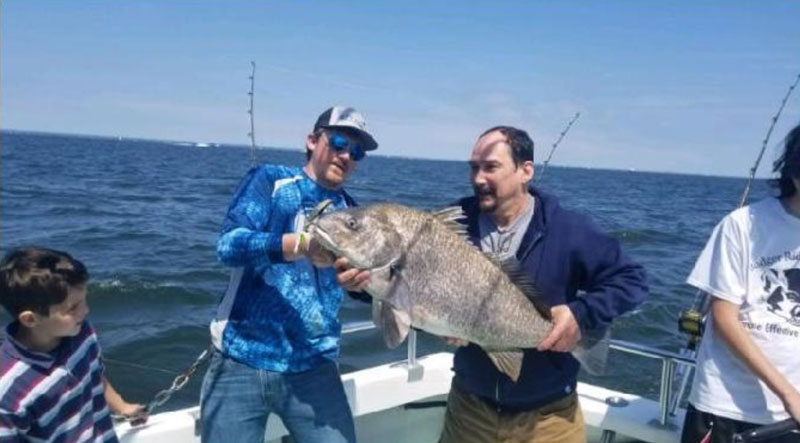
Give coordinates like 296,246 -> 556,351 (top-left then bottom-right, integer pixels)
670,352 -> 694,415
407,329 -> 418,367
659,359 -> 676,426
405,329 -> 423,381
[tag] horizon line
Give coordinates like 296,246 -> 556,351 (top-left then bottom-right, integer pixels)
2,127 -> 768,181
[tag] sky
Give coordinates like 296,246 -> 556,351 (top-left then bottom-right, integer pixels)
2,1 -> 799,177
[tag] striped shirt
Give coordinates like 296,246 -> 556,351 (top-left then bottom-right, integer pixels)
0,321 -> 117,442
211,164 -> 355,372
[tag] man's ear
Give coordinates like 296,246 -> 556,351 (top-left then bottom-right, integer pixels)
18,310 -> 40,328
522,160 -> 534,183
306,133 -> 319,154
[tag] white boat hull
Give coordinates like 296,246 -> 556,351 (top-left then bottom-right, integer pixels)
116,353 -> 683,443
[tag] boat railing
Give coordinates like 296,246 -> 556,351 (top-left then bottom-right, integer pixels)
342,320 -> 420,370
341,321 -> 695,427
608,339 -> 695,426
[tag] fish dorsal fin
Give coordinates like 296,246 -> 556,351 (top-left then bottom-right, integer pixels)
499,258 -> 552,321
431,206 -> 468,237
482,251 -> 504,267
432,206 -> 464,223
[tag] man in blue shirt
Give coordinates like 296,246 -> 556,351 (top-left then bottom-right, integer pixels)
201,106 -> 377,443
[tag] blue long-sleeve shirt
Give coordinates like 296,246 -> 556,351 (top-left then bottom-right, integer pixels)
453,188 -> 648,409
210,164 -> 355,372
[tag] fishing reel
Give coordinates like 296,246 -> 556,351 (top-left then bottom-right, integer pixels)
677,308 -> 705,351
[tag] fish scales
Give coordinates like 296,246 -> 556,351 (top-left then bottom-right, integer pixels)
310,204 -> 552,349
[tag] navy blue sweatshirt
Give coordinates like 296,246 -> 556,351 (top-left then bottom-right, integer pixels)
452,188 -> 648,410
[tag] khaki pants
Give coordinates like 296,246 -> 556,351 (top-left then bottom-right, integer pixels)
440,380 -> 585,443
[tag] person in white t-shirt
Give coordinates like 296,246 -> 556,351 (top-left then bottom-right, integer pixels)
681,123 -> 800,443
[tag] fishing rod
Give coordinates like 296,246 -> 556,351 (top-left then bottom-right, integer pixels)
537,112 -> 581,181
740,73 -> 800,207
247,60 -> 259,167
670,71 -> 800,415
115,62 -> 266,422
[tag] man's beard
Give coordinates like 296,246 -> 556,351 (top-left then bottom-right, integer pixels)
474,186 -> 496,213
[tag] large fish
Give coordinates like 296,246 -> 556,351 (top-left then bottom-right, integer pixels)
308,203 -> 607,382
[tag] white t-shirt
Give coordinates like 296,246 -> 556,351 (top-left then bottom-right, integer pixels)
688,197 -> 800,424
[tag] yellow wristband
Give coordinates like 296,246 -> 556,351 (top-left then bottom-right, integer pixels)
293,232 -> 306,255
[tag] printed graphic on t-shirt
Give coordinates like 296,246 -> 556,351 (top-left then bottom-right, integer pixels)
739,249 -> 800,339
762,268 -> 800,326
487,233 -> 515,255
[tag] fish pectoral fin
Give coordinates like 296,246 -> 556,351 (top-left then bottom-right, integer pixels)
486,350 -> 524,383
374,268 -> 413,349
385,269 -> 412,313
571,327 -> 611,376
378,302 -> 411,349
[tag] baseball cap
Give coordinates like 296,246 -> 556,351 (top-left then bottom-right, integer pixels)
313,106 -> 378,151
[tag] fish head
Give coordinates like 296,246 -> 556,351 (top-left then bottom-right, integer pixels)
309,206 -> 404,270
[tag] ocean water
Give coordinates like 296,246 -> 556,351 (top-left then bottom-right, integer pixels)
0,131 -> 772,412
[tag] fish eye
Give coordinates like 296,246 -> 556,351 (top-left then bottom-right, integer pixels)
346,216 -> 359,230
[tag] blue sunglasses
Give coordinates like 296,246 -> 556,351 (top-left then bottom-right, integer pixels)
326,131 -> 366,162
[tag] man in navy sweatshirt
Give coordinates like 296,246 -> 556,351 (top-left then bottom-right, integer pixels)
440,126 -> 648,443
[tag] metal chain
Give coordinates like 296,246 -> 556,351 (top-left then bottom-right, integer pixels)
112,344 -> 215,422
145,344 -> 214,414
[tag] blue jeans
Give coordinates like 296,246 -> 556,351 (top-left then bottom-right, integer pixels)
200,350 -> 356,443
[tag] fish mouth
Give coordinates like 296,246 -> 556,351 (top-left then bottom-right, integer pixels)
308,224 -> 378,270
308,225 -> 341,255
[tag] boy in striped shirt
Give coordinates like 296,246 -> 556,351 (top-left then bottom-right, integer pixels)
0,247 -> 145,442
